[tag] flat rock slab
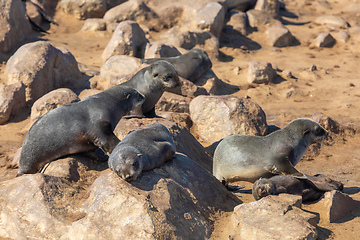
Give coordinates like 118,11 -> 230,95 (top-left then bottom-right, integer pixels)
231,194 -> 318,240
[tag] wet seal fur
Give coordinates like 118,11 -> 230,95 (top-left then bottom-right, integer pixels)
213,118 -> 326,189
108,123 -> 176,181
142,48 -> 212,83
122,60 -> 180,118
252,174 -> 344,202
17,85 -> 145,176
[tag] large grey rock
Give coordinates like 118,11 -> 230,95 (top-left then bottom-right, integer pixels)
0,0 -> 33,53
255,0 -> 280,20
99,55 -> 143,89
195,2 -> 225,38
30,88 -> 80,124
246,9 -> 272,28
0,132 -> 240,239
156,92 -> 192,114
5,41 -> 83,105
61,0 -> 107,19
0,174 -> 75,239
248,61 -> 276,84
62,154 -> 239,239
0,82 -> 26,124
103,0 -> 160,30
189,95 -> 267,143
231,194 -> 318,240
266,24 -> 294,47
144,42 -> 182,59
227,11 -> 248,35
166,31 -> 219,59
101,20 -> 148,61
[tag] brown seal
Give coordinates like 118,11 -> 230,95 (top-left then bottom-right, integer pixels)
108,123 -> 176,181
122,60 -> 180,118
17,85 -> 144,176
213,118 -> 326,189
252,174 -> 344,202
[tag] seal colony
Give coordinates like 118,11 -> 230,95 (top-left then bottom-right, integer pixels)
17,85 -> 145,176
213,118 -> 326,189
108,123 -> 176,181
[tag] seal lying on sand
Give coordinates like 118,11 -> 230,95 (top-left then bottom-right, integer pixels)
142,48 -> 212,83
213,118 -> 326,189
17,85 -> 144,176
108,123 -> 176,181
122,60 -> 180,118
252,174 -> 344,201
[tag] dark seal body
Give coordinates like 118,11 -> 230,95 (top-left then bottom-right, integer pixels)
142,48 -> 212,82
252,174 -> 343,202
122,60 -> 180,118
108,123 -> 176,181
17,85 -> 145,176
213,119 -> 326,186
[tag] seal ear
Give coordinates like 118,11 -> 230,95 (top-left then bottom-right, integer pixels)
302,128 -> 310,136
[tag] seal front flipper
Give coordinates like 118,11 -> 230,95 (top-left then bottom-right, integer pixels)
93,120 -> 120,154
266,155 -> 307,179
123,105 -> 144,119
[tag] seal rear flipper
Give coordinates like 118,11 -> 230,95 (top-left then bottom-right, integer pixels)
305,175 -> 344,192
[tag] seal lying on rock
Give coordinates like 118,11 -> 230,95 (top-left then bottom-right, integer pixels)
122,60 -> 180,118
108,123 -> 176,181
213,118 -> 326,189
252,174 -> 344,202
17,86 -> 145,176
142,48 -> 212,83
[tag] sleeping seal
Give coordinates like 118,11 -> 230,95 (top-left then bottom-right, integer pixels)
108,123 -> 176,181
213,118 -> 326,189
17,85 -> 144,176
252,174 -> 343,202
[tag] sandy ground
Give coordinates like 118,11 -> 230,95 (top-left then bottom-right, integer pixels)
0,0 -> 359,239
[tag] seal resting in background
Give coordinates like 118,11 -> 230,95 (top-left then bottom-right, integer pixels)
252,174 -> 344,202
213,118 -> 326,189
142,48 -> 212,83
108,123 -> 176,181
122,60 -> 180,118
17,85 -> 145,176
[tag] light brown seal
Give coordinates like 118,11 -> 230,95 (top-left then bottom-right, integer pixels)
213,118 -> 326,189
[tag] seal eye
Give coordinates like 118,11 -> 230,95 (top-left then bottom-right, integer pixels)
132,161 -> 139,169
153,73 -> 159,78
